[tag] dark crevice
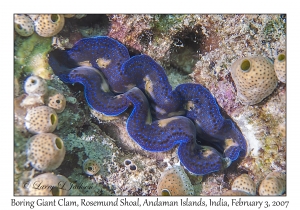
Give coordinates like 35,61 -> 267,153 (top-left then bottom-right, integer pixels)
138,29 -> 153,47
57,148 -> 81,177
97,123 -> 121,142
127,47 -> 141,57
169,25 -> 203,75
77,123 -> 92,137
58,15 -> 110,45
72,15 -> 109,27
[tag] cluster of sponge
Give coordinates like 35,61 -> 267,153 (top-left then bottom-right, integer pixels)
18,75 -> 66,134
157,165 -> 194,196
14,14 -> 76,38
123,159 -> 138,172
26,173 -> 70,195
27,133 -> 66,171
15,75 -> 49,133
13,75 -> 70,191
222,171 -> 286,196
231,56 -> 278,105
21,75 -> 48,109
19,76 -> 70,195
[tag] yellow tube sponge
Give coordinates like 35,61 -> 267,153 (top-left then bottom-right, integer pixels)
34,14 -> 65,37
28,14 -> 39,21
82,159 -> 100,175
157,165 -> 194,196
14,14 -> 34,37
274,53 -> 286,83
25,106 -> 58,134
27,133 -> 66,171
259,171 -> 286,195
45,88 -> 66,113
231,56 -> 277,105
27,173 -> 70,195
231,174 -> 256,195
24,75 -> 48,96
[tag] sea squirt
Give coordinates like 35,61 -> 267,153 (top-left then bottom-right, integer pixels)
48,36 -> 247,175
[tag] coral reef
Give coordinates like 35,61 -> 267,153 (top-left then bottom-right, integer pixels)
14,14 -> 286,196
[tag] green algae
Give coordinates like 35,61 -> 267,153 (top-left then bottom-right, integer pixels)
151,14 -> 187,35
244,103 -> 285,180
263,16 -> 286,42
14,33 -> 53,80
